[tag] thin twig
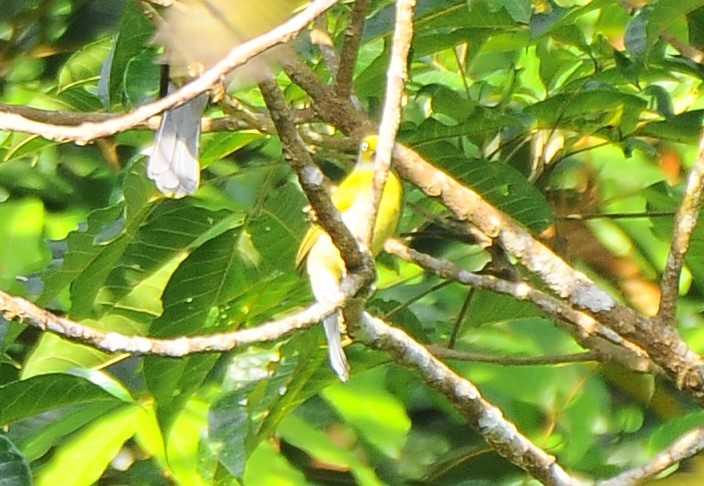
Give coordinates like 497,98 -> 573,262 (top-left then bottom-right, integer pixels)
599,425 -> 704,486
428,346 -> 599,366
657,129 -> 704,326
360,312 -> 577,486
0,0 -> 340,143
558,210 -> 675,221
449,287 -> 474,348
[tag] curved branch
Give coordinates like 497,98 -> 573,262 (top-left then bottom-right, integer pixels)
0,288 -> 352,356
599,425 -> 704,486
0,0 -> 340,143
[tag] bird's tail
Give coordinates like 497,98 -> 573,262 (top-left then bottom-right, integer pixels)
148,91 -> 208,198
323,313 -> 349,382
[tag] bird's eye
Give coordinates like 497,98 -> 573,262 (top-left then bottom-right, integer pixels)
361,141 -> 369,152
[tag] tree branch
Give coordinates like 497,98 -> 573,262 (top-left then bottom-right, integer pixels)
0,0 -> 340,143
0,289 -> 348,356
657,127 -> 704,325
386,239 -> 655,373
599,425 -> 704,486
336,0 -> 371,99
359,311 -> 577,486
258,78 -> 372,278
363,0 -> 415,246
428,347 -> 599,366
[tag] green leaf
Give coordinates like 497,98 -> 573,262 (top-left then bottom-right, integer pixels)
416,84 -> 477,123
635,110 -> 704,145
459,290 -> 540,330
58,38 -> 113,93
364,0 -> 472,42
56,85 -> 103,112
35,405 -> 141,486
200,132 -> 264,167
108,1 -> 155,108
626,1 -> 704,61
490,0 -> 532,24
9,401 -> 117,462
38,203 -> 124,308
22,334 -> 109,378
648,411 -> 704,456
208,340 -> 329,478
0,374 -> 121,425
144,354 -> 219,434
402,109 -> 527,146
248,179 -> 307,275
322,370 -> 411,459
645,182 -> 704,293
149,227 -> 252,337
414,142 -> 553,232
524,89 -> 647,136
278,414 -> 384,486
0,435 -> 31,486
122,48 -> 160,108
243,441 -> 308,486
530,0 -> 612,39
208,384 -> 256,479
0,199 -> 47,292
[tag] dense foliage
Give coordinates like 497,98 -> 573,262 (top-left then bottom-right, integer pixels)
3,0 -> 704,484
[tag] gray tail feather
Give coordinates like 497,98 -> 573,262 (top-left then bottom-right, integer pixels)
323,314 -> 349,382
148,92 -> 209,198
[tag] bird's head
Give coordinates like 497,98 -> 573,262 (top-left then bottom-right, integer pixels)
358,134 -> 379,168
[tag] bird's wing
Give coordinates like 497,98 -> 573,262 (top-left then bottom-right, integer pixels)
295,224 -> 323,269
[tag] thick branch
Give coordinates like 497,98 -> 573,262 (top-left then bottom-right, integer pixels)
360,312 -> 577,486
284,58 -> 372,136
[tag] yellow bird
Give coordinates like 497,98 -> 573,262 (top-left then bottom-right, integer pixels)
296,135 -> 404,381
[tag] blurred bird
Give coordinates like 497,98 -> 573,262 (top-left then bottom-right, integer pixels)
149,0 -> 307,197
295,135 -> 404,381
